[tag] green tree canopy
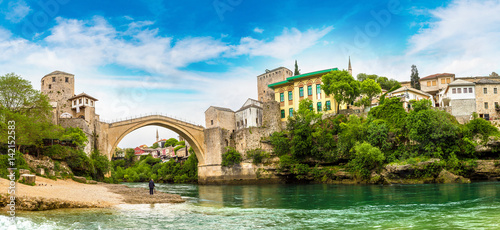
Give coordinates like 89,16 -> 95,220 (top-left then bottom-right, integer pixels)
60,127 -> 88,147
410,65 -> 420,90
360,79 -> 382,107
165,138 -> 178,147
322,70 -> 361,112
294,60 -> 300,76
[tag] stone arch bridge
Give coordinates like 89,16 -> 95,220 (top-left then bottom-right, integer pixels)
101,114 -> 207,165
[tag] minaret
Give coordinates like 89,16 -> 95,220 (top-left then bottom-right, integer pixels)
348,56 -> 352,76
156,128 -> 159,142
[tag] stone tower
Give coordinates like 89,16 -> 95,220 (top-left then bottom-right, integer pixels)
348,56 -> 352,76
257,67 -> 293,102
41,71 -> 75,124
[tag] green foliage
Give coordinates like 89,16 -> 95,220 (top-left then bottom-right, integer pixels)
411,99 -> 432,112
270,132 -> 290,156
66,148 -> 94,177
150,142 -> 159,149
366,119 -> 392,152
0,151 -> 30,180
322,70 -> 361,111
174,145 -> 185,154
221,147 -> 242,167
368,97 -> 407,132
246,148 -> 269,164
60,127 -> 88,147
165,138 -> 178,147
124,148 -> 136,167
287,99 -> 322,159
176,141 -> 186,146
410,65 -> 420,90
90,150 -> 110,181
337,115 -> 366,157
349,142 -> 385,178
406,109 -> 460,158
465,117 -> 499,143
360,79 -> 382,107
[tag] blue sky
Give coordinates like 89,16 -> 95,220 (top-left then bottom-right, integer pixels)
1,0 -> 499,147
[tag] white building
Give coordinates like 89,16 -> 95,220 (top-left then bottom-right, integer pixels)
388,86 -> 434,111
235,98 -> 263,130
441,79 -> 476,120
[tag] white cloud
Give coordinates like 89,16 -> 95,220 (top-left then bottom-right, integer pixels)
233,26 -> 334,59
4,0 -> 31,23
253,27 -> 264,33
406,0 -> 500,77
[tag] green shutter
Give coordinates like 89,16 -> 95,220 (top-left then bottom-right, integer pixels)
280,93 -> 284,102
307,85 -> 312,96
326,101 -> 331,111
299,87 -> 304,97
288,91 -> 293,101
281,110 -> 285,118
289,108 -> 293,117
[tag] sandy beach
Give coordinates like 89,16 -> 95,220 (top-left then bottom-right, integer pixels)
0,177 -> 184,211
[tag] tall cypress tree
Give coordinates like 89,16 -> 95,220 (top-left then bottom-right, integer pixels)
410,65 -> 420,90
294,60 -> 300,76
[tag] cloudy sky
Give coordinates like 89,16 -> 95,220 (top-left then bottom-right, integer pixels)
1,0 -> 499,148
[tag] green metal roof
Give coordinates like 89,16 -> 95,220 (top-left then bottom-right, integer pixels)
268,68 -> 338,89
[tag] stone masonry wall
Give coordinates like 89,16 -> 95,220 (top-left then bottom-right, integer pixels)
450,99 -> 476,117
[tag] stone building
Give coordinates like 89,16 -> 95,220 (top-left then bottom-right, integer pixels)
441,80 -> 476,122
419,73 -> 455,106
268,68 -> 341,121
235,99 -> 263,130
204,106 -> 236,132
40,71 -> 101,155
475,79 -> 500,120
256,67 -> 293,102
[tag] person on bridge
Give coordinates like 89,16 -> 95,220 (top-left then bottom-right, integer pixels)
149,179 -> 155,195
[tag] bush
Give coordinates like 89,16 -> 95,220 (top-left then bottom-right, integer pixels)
66,149 -> 94,177
246,149 -> 269,164
42,145 -> 72,160
270,132 -> 290,156
465,118 -> 499,143
221,147 -> 242,167
91,150 -> 110,181
349,142 -> 385,178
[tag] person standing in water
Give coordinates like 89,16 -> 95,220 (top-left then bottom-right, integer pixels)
149,179 -> 155,195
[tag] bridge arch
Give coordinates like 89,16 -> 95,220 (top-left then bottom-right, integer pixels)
105,115 -> 205,165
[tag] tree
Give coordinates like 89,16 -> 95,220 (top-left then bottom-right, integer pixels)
150,142 -> 159,149
322,70 -> 361,112
410,65 -> 420,90
287,99 -> 322,159
357,73 -> 378,82
294,60 -> 300,76
0,73 -> 55,150
165,138 -> 178,147
490,72 -> 499,78
359,79 -> 382,107
60,127 -> 88,147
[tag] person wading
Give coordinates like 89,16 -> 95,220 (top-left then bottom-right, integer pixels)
149,179 -> 155,195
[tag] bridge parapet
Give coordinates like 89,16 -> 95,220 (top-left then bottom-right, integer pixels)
101,113 -> 204,129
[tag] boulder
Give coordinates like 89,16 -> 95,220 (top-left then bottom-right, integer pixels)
48,170 -> 56,177
20,174 -> 36,184
36,168 -> 45,175
382,158 -> 441,179
73,176 -> 87,184
436,170 -> 470,184
19,169 -> 30,175
87,180 -> 97,184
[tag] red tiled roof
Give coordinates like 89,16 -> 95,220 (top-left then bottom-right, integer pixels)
420,73 -> 455,80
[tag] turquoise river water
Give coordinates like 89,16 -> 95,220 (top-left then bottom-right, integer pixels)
1,182 -> 500,229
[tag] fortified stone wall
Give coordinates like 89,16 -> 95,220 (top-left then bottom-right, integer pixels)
257,67 -> 293,102
41,72 -> 75,121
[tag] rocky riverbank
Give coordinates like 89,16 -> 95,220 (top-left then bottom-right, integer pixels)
0,177 -> 184,211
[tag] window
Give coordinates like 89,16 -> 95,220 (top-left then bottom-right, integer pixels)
245,119 -> 247,126
432,81 -> 436,86
280,93 -> 284,102
79,99 -> 82,103
495,88 -> 498,94
317,102 -> 322,112
307,85 -> 312,96
256,118 -> 258,124
457,88 -> 461,93
91,100 -> 93,106
42,80 -> 44,86
52,77 -> 55,82
281,110 -> 285,118
86,99 -> 89,104
463,88 -> 467,93
452,88 -> 456,94
447,78 -> 451,83
289,108 -> 293,117
48,84 -> 51,89
485,102 -> 489,109
237,121 -> 240,127
427,81 -> 431,87
326,101 -> 331,111
484,88 -> 488,94
288,91 -> 293,101
441,79 -> 445,84
299,87 -> 304,97
73,100 -> 76,105
316,84 -> 321,99
211,120 -> 213,125
65,77 -> 69,82
496,102 -> 499,109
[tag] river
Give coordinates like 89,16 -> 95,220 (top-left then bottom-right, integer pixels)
2,182 -> 500,229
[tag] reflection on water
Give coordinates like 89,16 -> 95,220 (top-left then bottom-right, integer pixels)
2,182 -> 500,229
